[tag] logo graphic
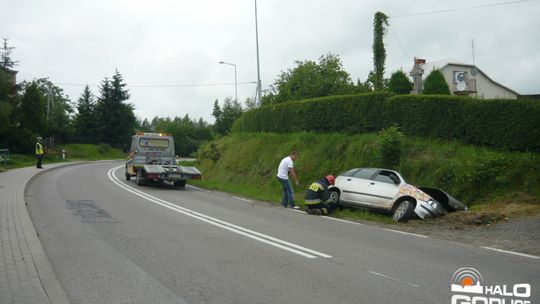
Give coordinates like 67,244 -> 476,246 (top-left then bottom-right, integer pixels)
451,267 -> 483,294
450,267 -> 532,304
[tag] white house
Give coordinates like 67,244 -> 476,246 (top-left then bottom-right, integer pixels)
410,58 -> 519,99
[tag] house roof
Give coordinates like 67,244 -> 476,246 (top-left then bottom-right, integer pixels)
420,59 -> 519,96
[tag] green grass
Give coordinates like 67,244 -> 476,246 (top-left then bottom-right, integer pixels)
0,143 -> 125,172
191,132 -> 540,223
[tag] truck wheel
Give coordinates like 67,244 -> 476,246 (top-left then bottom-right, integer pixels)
125,168 -> 131,181
174,180 -> 186,188
393,200 -> 415,222
136,169 -> 144,186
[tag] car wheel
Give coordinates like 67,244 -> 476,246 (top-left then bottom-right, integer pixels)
328,190 -> 340,206
136,169 -> 144,185
393,200 -> 415,222
174,180 -> 186,188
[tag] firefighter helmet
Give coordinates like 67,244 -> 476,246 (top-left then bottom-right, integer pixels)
325,175 -> 335,185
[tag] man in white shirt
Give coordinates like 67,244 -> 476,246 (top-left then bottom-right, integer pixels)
277,151 -> 300,209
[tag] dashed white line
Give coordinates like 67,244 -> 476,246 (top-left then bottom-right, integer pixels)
108,166 -> 332,259
369,271 -> 420,288
185,184 -> 210,193
321,216 -> 365,226
232,196 -> 254,203
383,229 -> 429,239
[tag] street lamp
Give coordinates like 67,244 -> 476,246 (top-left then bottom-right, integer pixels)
254,0 -> 262,105
219,61 -> 237,102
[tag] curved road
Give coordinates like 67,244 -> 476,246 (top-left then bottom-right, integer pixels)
26,161 -> 539,304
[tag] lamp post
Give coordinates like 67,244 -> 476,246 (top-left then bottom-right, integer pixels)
219,61 -> 237,102
254,0 -> 262,105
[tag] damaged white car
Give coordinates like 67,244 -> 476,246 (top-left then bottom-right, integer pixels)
329,168 -> 467,222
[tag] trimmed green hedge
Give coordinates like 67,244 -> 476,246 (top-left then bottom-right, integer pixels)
232,93 -> 540,152
233,92 -> 394,133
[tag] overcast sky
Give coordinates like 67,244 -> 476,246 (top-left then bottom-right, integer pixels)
2,0 -> 539,122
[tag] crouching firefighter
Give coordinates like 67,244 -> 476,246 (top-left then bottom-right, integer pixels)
304,175 -> 335,215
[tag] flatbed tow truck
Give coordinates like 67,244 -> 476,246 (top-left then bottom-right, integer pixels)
125,132 -> 201,187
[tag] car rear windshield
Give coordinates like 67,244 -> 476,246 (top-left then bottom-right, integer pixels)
139,138 -> 170,148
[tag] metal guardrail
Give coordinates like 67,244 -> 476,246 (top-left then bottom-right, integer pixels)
0,149 -> 10,164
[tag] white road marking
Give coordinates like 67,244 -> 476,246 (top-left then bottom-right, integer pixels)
481,246 -> 540,259
108,166 -> 332,259
369,271 -> 420,288
185,185 -> 210,193
321,216 -> 365,226
232,196 -> 254,203
384,229 -> 429,238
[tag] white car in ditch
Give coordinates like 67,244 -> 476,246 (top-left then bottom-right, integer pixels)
328,168 -> 467,222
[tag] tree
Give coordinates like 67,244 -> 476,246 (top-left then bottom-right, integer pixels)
74,85 -> 99,142
0,69 -> 18,149
388,70 -> 413,94
0,38 -> 18,69
95,70 -> 136,147
263,53 -> 356,104
371,12 -> 389,90
212,98 -> 243,135
18,82 -> 46,135
139,117 -> 152,132
423,70 -> 451,95
27,78 -> 74,142
0,39 -> 19,144
150,115 -> 212,156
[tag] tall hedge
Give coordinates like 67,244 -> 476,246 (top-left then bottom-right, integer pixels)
232,93 -> 540,152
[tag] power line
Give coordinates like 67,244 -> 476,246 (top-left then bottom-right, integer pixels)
391,0 -> 535,18
54,81 -> 257,88
389,26 -> 410,59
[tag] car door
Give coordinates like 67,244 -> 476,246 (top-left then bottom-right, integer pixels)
339,168 -> 379,207
361,170 -> 402,210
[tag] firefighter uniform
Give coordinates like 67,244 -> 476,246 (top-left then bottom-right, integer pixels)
304,177 -> 334,215
36,137 -> 44,168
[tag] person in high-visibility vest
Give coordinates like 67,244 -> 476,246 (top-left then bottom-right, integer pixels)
36,136 -> 44,169
304,175 -> 336,215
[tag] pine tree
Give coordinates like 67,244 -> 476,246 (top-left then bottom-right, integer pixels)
0,38 -> 18,69
96,70 -> 136,147
75,86 -> 99,142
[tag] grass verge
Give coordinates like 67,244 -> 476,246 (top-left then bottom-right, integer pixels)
0,143 -> 125,172
190,132 -> 540,224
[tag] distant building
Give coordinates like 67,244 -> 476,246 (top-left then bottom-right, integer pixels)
410,58 -> 518,99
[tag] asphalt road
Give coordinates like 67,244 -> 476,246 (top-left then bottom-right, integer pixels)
26,161 -> 539,304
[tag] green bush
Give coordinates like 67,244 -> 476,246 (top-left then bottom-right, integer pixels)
388,70 -> 413,94
379,126 -> 403,169
422,70 -> 451,95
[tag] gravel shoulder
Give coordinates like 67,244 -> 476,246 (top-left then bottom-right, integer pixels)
368,211 -> 540,256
